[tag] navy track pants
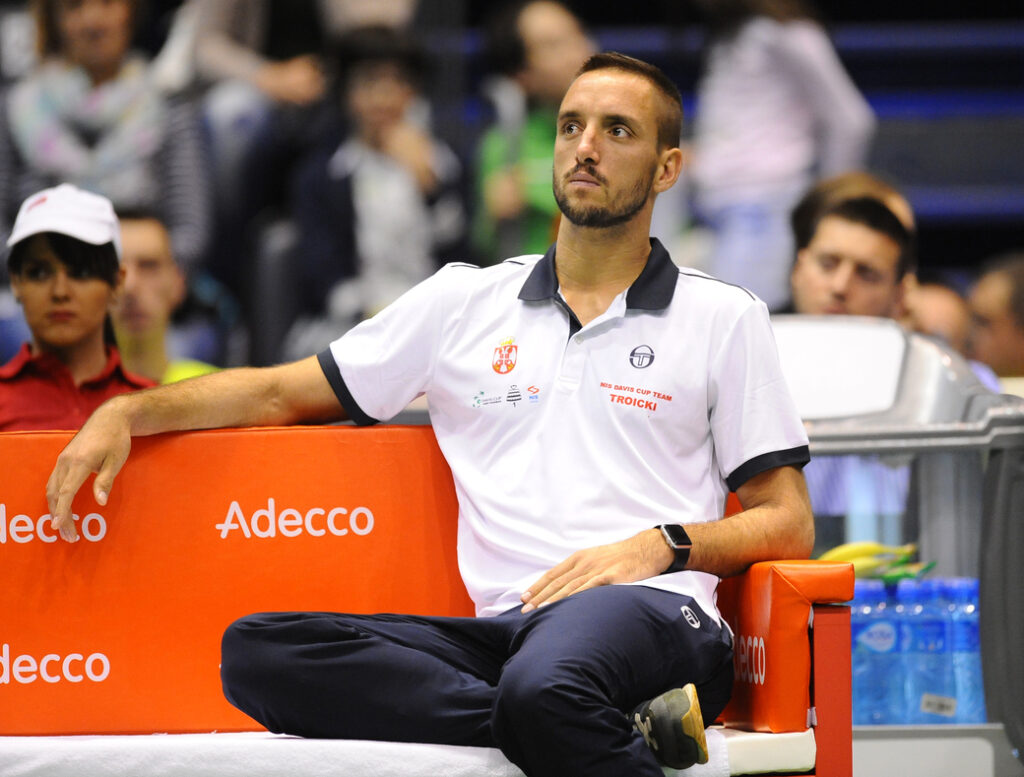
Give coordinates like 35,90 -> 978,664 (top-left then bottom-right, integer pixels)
221,584 -> 733,777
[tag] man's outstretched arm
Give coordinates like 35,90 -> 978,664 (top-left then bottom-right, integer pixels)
46,355 -> 346,542
520,465 -> 814,611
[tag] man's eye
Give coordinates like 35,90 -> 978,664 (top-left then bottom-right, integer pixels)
856,267 -> 882,284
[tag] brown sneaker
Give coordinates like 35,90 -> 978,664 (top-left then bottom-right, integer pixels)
632,683 -> 709,769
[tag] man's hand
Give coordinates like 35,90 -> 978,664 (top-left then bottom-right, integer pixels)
520,529 -> 672,612
379,123 -> 439,196
43,359 -> 348,543
46,401 -> 132,543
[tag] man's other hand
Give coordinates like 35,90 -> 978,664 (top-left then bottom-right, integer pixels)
521,528 -> 672,612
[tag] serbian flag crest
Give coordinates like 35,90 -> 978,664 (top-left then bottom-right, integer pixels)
492,338 -> 518,374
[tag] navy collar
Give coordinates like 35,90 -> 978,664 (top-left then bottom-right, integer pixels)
517,237 -> 677,310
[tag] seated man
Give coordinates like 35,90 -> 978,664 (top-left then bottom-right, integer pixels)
787,173 -> 997,381
904,281 -> 971,354
967,252 -> 1024,397
46,54 -> 813,777
785,183 -> 917,553
788,192 -> 914,320
113,213 -> 218,384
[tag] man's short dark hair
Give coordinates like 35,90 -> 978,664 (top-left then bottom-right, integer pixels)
981,252 -> 1024,328
8,232 -> 119,287
807,196 -> 916,281
574,52 -> 682,150
791,171 -> 910,252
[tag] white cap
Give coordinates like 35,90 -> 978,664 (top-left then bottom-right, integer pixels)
7,184 -> 121,262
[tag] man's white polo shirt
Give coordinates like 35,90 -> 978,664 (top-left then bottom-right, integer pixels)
319,239 -> 809,619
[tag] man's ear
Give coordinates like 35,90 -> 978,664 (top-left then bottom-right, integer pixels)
890,272 -> 915,320
653,147 -> 684,193
792,248 -> 809,278
171,267 -> 187,310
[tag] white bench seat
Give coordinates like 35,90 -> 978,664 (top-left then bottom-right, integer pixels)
0,727 -> 817,777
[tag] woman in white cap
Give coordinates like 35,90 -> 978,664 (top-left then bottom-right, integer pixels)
0,184 -> 152,431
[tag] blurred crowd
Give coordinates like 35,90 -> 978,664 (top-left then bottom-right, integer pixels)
1,0 -> 1022,414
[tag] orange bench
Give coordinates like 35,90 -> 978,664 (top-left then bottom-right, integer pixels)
0,426 -> 852,775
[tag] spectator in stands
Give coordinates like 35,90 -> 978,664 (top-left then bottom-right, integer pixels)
903,281 -> 971,354
113,213 -> 217,384
788,194 -> 913,319
472,0 -> 594,263
967,252 -> 1024,394
194,0 -> 417,296
276,25 -> 468,362
689,0 -> 875,310
0,184 -> 152,431
784,186 -> 914,555
784,181 -> 1000,558
789,169 -> 920,319
789,175 -> 1003,384
0,0 -> 210,274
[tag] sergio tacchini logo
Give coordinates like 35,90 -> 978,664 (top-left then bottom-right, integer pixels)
629,345 -> 655,369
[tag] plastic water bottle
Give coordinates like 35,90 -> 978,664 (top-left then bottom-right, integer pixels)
851,580 -> 902,724
898,579 -> 956,724
947,577 -> 987,723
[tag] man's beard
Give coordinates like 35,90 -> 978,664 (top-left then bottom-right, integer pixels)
553,163 -> 656,228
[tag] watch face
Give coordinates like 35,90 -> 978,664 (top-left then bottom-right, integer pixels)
662,524 -> 691,548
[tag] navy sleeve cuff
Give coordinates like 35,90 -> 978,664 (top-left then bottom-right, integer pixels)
725,445 -> 810,492
316,349 -> 379,427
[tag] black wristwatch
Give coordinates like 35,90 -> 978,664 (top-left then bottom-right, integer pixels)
656,524 -> 692,574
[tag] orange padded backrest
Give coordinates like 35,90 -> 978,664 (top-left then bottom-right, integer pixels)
716,560 -> 854,732
0,426 -> 474,735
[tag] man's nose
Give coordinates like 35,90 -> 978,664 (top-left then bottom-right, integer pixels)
122,270 -> 140,296
830,263 -> 855,296
576,126 -> 600,165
